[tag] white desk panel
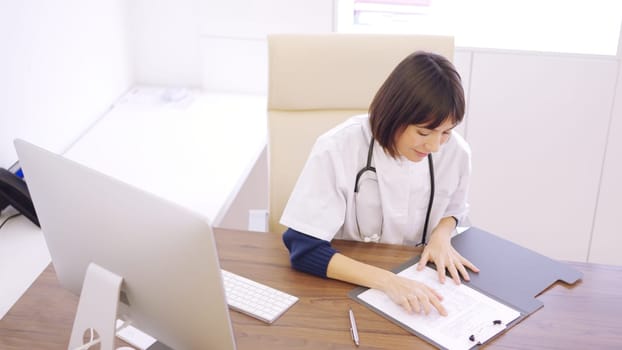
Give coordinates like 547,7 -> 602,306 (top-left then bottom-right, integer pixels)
0,211 -> 50,319
63,87 -> 267,226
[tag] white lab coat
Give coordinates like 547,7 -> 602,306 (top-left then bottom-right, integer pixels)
280,114 -> 471,245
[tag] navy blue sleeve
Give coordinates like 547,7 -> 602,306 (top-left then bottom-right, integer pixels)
282,228 -> 338,278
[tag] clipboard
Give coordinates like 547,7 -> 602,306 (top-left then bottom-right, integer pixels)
349,226 -> 583,349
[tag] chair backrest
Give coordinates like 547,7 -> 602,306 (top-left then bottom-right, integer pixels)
267,33 -> 454,234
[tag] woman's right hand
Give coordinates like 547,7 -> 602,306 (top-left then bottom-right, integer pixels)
326,253 -> 447,316
381,274 -> 447,316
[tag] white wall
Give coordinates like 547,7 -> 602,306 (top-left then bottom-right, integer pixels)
127,0 -> 203,88
127,0 -> 334,94
4,1 -> 619,264
0,1 -> 132,168
199,0 -> 334,94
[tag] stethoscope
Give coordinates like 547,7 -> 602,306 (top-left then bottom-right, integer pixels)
354,137 -> 435,246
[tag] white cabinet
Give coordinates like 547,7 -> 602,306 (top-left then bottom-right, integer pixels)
589,62 -> 622,265
465,52 -> 618,262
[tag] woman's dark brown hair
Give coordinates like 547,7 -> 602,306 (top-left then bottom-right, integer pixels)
369,51 -> 465,157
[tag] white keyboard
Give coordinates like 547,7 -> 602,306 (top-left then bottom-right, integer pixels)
222,269 -> 299,324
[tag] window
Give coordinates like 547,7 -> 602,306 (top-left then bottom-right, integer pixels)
336,0 -> 622,55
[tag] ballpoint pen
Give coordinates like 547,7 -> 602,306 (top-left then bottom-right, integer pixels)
349,307 -> 360,346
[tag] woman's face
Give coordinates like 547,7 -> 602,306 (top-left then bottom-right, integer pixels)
394,118 -> 455,162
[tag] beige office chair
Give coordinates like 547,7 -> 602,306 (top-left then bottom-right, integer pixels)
267,33 -> 454,234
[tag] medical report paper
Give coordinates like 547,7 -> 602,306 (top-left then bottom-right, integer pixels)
357,264 -> 521,350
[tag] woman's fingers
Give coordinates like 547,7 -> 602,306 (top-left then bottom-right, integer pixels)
456,262 -> 470,281
419,290 -> 446,316
399,295 -> 414,314
417,250 -> 430,271
447,262 -> 461,285
461,255 -> 480,273
411,290 -> 446,316
406,294 -> 421,314
435,259 -> 447,283
429,294 -> 447,316
431,249 -> 481,284
395,289 -> 446,316
416,293 -> 431,315
389,276 -> 448,316
452,253 -> 480,282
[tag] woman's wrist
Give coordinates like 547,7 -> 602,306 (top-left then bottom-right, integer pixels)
429,218 -> 456,243
361,264 -> 398,292
327,253 -> 396,291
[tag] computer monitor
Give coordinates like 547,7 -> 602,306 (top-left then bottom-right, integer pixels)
14,139 -> 237,350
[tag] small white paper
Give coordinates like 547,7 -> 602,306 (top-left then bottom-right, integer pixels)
115,319 -> 157,350
358,265 -> 520,350
248,209 -> 269,232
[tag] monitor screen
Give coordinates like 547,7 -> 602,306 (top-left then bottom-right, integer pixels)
14,139 -> 236,350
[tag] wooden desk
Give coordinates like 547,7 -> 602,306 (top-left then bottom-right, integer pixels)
1,228 -> 621,349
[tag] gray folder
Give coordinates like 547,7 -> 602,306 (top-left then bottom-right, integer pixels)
349,226 -> 583,349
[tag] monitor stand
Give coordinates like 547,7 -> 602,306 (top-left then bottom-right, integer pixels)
68,262 -> 129,350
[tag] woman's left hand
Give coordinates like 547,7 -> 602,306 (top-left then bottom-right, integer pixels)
417,218 -> 479,284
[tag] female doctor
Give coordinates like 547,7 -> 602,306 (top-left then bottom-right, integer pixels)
281,51 -> 479,316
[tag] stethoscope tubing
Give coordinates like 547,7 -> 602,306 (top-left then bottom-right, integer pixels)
354,137 -> 435,246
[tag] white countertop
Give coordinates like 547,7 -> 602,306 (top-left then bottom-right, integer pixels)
64,87 -> 268,226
